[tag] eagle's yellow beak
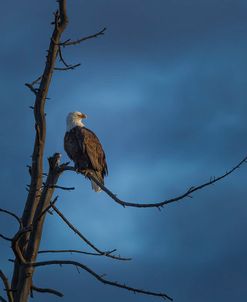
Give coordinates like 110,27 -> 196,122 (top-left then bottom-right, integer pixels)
80,113 -> 87,119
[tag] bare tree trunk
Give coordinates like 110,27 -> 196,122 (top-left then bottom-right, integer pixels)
11,1 -> 68,301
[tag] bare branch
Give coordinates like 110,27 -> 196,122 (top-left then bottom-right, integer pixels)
59,27 -> 106,46
60,155 -> 247,209
27,260 -> 173,301
25,75 -> 43,95
57,44 -> 81,70
24,83 -> 38,95
38,249 -> 118,257
31,75 -> 42,86
33,196 -> 59,224
44,184 -> 75,191
0,234 -> 12,242
51,205 -> 131,261
0,209 -> 22,228
54,63 -> 81,71
31,285 -> 63,298
0,270 -> 13,302
58,45 -> 69,67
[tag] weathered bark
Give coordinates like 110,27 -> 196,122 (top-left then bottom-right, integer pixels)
11,1 -> 68,301
13,155 -> 63,302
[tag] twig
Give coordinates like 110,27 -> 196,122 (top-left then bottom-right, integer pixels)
24,83 -> 38,95
44,184 -> 75,191
54,63 -> 81,71
38,249 -> 117,257
33,196 -> 59,224
0,270 -> 13,302
0,234 -> 12,242
31,75 -> 42,86
51,205 -> 131,261
27,260 -> 172,301
58,45 -> 69,67
60,155 -> 247,208
59,27 -> 106,47
0,210 -> 20,241
31,285 -> 63,298
0,209 -> 22,228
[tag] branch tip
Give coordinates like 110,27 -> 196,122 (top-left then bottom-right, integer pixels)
26,260 -> 172,301
59,154 -> 247,209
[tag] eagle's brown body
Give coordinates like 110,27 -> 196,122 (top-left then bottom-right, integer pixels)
64,125 -> 108,191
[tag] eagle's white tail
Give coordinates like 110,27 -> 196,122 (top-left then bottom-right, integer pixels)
91,180 -> 102,192
90,171 -> 103,192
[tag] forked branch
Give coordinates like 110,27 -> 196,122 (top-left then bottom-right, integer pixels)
27,260 -> 173,301
59,27 -> 106,47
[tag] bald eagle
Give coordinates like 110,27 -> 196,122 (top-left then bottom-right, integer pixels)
64,112 -> 108,192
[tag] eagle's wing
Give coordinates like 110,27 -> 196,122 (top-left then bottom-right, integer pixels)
64,130 -> 78,161
75,127 -> 108,177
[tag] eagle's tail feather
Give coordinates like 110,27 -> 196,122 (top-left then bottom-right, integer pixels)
90,171 -> 103,192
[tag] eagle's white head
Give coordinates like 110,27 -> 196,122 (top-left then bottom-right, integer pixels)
66,111 -> 87,131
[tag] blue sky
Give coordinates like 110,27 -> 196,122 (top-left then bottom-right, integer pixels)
1,1 -> 247,301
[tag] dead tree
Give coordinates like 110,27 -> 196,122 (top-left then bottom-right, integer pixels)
0,1 -> 246,302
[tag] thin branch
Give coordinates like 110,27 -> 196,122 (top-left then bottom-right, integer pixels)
33,196 -> 59,224
59,27 -> 106,47
38,249 -> 117,257
0,234 -> 12,242
24,83 -> 38,95
58,45 -> 69,67
60,155 -> 247,209
31,75 -> 42,86
54,63 -> 81,71
0,270 -> 13,302
51,205 -> 131,261
27,260 -> 173,301
31,285 -> 63,298
0,209 -> 22,228
44,184 -> 75,191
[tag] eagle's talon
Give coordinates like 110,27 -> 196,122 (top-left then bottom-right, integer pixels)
83,169 -> 90,177
75,167 -> 80,173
